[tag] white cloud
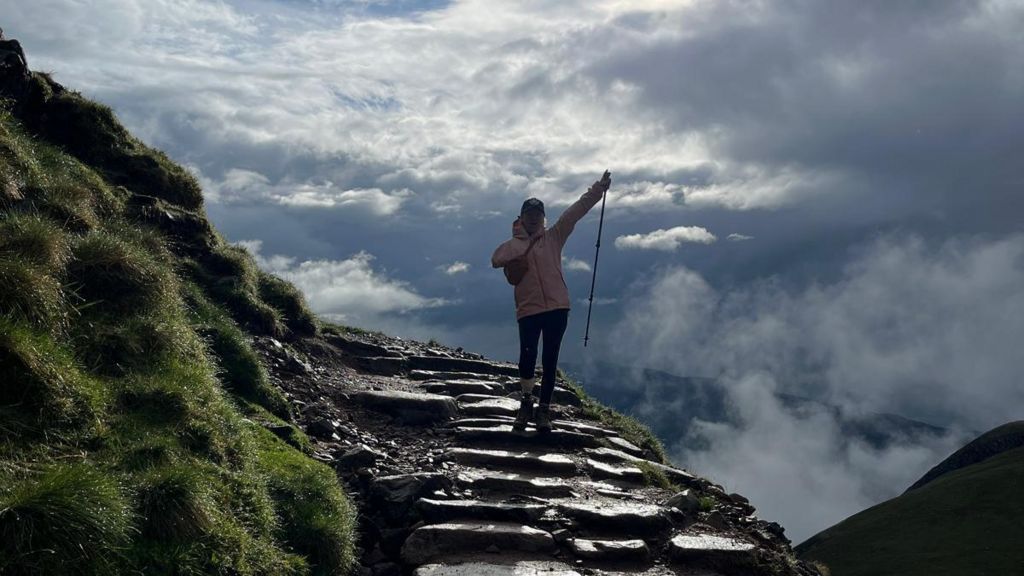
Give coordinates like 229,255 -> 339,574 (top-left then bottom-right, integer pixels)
237,239 -> 448,321
614,226 -> 716,251
277,186 -> 412,215
440,261 -> 470,275
563,257 -> 592,272
727,233 -> 754,242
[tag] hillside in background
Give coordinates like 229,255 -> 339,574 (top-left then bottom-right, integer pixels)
796,422 -> 1024,576
0,41 -> 821,576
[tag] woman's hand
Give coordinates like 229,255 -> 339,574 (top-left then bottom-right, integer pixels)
590,170 -> 611,194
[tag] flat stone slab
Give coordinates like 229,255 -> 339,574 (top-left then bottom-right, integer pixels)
668,533 -> 756,566
586,459 -> 646,484
553,420 -> 618,437
455,426 -> 600,449
457,470 -> 576,498
447,417 -> 515,428
408,355 -> 520,377
353,390 -> 458,423
415,497 -> 548,524
443,448 -> 578,476
455,393 -> 507,404
410,369 -> 503,381
422,380 -> 506,396
401,522 -> 555,564
459,397 -> 521,417
415,561 -> 582,576
556,500 -> 671,537
605,436 -> 645,456
586,448 -> 698,487
570,538 -> 650,561
499,383 -> 582,407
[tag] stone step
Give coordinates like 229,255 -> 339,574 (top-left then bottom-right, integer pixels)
455,393 -> 508,404
456,470 -> 577,498
458,397 -> 521,417
585,459 -> 647,485
668,533 -> 757,570
555,500 -> 672,538
415,497 -> 548,524
347,355 -> 409,376
414,561 -> 582,576
604,436 -> 645,457
495,382 -> 582,407
353,390 -> 458,424
421,380 -> 506,396
323,332 -> 402,358
569,537 -> 651,562
442,448 -> 578,477
407,355 -> 520,377
454,425 -> 601,449
410,369 -> 503,381
448,417 -> 619,438
401,522 -> 555,564
586,448 -> 698,487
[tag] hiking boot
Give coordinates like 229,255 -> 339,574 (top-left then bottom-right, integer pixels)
512,394 -> 534,432
535,404 -> 553,433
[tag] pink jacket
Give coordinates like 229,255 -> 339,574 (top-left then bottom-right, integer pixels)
491,186 -> 605,320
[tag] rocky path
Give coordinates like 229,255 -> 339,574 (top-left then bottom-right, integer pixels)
258,332 -> 818,576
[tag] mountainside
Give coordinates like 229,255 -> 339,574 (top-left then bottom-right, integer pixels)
562,361 -> 949,453
0,43 -> 819,575
795,423 -> 1024,576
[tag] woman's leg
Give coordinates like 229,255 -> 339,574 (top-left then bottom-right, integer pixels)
538,308 -> 569,406
518,313 -> 544,381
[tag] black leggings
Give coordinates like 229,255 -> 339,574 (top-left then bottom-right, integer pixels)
517,308 -> 569,405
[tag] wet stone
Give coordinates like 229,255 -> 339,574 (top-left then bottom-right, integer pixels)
668,533 -> 756,566
410,370 -> 503,381
458,397 -> 521,417
414,561 -> 582,576
605,436 -> 645,457
556,500 -> 671,537
569,538 -> 650,561
400,522 -> 555,564
585,459 -> 646,485
442,448 -> 578,477
407,355 -> 520,377
456,470 -> 576,498
454,426 -> 600,449
422,380 -> 505,396
354,390 -> 458,424
415,498 -> 548,524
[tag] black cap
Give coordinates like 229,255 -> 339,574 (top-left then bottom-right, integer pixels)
520,197 -> 544,215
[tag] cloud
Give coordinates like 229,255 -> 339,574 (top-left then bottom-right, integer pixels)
727,233 -> 754,242
563,257 -> 592,272
237,240 -> 448,322
277,186 -> 413,215
440,261 -> 469,275
608,232 -> 1024,542
614,226 -> 716,251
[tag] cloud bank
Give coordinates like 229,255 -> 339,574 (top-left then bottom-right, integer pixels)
609,233 -> 1024,542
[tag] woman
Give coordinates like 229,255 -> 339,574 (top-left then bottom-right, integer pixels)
491,171 -> 611,432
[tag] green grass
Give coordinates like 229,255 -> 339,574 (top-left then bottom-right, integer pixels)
0,317 -> 106,441
635,460 -> 676,490
558,369 -> 669,464
253,425 -> 358,576
0,87 -> 358,575
0,464 -> 132,576
796,445 -> 1024,576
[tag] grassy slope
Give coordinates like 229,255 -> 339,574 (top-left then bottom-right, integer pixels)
0,74 -> 355,575
796,446 -> 1024,576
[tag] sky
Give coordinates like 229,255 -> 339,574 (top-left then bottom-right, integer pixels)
5,0 -> 1023,543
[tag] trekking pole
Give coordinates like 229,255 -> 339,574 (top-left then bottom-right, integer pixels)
583,170 -> 610,347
